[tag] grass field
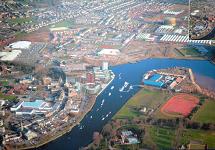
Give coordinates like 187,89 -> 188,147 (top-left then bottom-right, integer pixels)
180,129 -> 215,149
113,88 -> 170,119
7,17 -> 35,25
0,92 -> 17,101
146,126 -> 175,150
50,19 -> 75,28
192,100 -> 215,123
0,80 -> 9,86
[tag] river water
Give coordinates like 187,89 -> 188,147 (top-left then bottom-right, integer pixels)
37,58 -> 215,150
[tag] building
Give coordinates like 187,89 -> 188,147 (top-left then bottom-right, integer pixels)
98,48 -> 120,56
102,62 -> 109,71
143,74 -> 164,88
8,41 -> 31,49
0,50 -> 22,61
24,130 -> 37,140
86,72 -> 95,83
11,100 -> 53,115
68,88 -> 78,97
85,83 -> 101,95
43,77 -> 52,85
164,17 -> 177,26
121,130 -> 140,145
70,103 -> 80,113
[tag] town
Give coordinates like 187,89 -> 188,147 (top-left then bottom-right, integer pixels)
189,0 -> 215,40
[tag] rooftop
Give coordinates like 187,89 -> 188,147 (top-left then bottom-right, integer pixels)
0,50 -> 22,61
22,100 -> 45,108
143,74 -> 164,87
8,41 -> 31,49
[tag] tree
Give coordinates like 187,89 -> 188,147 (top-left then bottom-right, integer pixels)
201,123 -> 210,130
102,124 -> 113,138
93,132 -> 102,146
191,122 -> 200,129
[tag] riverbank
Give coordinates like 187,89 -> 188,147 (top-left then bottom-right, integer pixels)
86,69 -> 215,149
9,72 -> 115,150
113,55 -> 208,68
28,58 -> 215,150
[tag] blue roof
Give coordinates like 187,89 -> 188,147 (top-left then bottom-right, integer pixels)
149,74 -> 162,81
22,100 -> 44,108
143,74 -> 164,87
143,80 -> 164,87
127,137 -> 140,144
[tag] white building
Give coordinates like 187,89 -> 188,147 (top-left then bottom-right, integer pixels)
102,62 -> 109,71
8,41 -> 31,49
98,48 -> 120,56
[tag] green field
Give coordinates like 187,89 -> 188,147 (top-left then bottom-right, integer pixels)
180,129 -> 215,149
50,19 -> 75,28
0,80 -> 9,86
113,89 -> 170,119
146,126 -> 176,150
6,17 -> 35,25
192,100 -> 215,123
178,47 -> 201,56
0,92 -> 17,101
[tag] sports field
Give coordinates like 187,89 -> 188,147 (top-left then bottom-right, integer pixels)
145,126 -> 176,150
161,94 -> 199,117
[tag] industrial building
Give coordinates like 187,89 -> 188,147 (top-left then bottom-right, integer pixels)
143,69 -> 185,89
10,100 -> 54,115
8,41 -> 32,49
0,50 -> 22,61
143,74 -> 164,88
160,34 -> 212,45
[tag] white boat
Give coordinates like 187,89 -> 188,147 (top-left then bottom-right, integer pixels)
124,82 -> 129,88
102,117 -> 105,120
119,81 -> 129,92
96,108 -> 99,111
101,100 -> 104,106
79,125 -> 84,130
119,87 -> 124,92
119,73 -> 122,79
111,86 -> 114,90
108,92 -> 111,96
90,116 -> 93,119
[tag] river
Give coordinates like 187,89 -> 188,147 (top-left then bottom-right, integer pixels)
36,58 -> 215,150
